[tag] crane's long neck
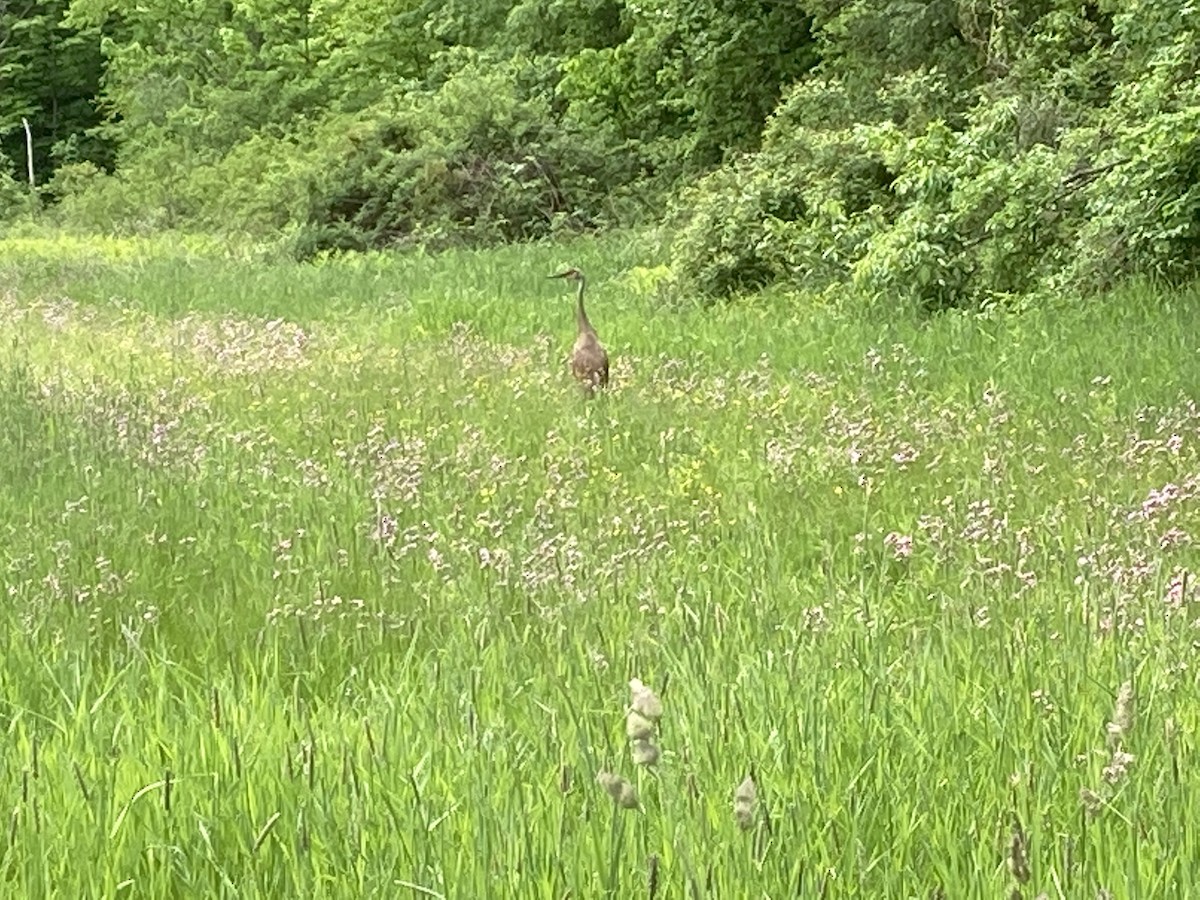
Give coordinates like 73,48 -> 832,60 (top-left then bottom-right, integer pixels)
575,278 -> 595,335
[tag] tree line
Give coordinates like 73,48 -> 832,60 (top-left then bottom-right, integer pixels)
3,1 -> 1200,306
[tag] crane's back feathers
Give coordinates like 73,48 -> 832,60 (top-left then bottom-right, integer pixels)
551,266 -> 609,396
572,332 -> 610,393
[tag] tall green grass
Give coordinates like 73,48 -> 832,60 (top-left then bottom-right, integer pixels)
0,230 -> 1198,897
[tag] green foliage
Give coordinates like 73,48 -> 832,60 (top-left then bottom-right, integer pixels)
0,163 -> 35,224
672,0 -> 1200,306
559,0 -> 818,170
668,156 -> 805,298
420,0 -> 516,49
31,0 -> 1200,304
43,53 -> 640,250
0,0 -> 112,186
291,55 -> 638,257
504,0 -> 627,56
46,0 -> 817,244
51,0 -> 662,245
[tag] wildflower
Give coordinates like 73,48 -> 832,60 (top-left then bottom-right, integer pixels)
802,605 -> 830,632
733,775 -> 756,831
883,531 -> 913,560
1131,483 -> 1182,521
1160,529 -> 1190,550
890,443 -> 919,468
1031,689 -> 1055,716
1102,749 -> 1135,784
1105,681 -> 1134,748
626,712 -> 654,741
1166,570 -> 1190,608
370,514 -> 397,545
597,771 -> 639,809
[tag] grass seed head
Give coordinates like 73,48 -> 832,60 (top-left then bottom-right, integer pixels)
631,738 -> 660,767
1105,680 -> 1134,747
626,710 -> 655,741
733,775 -> 757,830
597,771 -> 639,809
629,678 -> 663,721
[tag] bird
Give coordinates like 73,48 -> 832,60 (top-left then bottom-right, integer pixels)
549,266 -> 610,395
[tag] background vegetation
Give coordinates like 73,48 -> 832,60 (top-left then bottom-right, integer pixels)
6,0 -> 1199,305
5,2 -> 1200,894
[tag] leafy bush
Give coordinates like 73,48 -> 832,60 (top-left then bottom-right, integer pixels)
668,157 -> 805,299
50,50 -> 648,254
49,139 -> 210,235
0,150 -> 43,227
668,72 -> 924,301
0,169 -> 28,222
670,0 -> 1200,307
288,55 -> 641,258
558,0 -> 818,172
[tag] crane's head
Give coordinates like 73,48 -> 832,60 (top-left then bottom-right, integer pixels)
549,267 -> 584,283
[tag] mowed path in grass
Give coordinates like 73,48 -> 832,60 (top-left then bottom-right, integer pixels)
0,230 -> 1199,897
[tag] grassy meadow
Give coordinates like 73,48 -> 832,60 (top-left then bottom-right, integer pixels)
1,228 -> 1199,897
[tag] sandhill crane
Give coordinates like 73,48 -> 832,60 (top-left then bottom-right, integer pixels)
549,267 -> 609,396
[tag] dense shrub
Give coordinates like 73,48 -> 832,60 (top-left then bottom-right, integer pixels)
669,71 -> 942,301
671,0 -> 1200,307
558,0 -> 817,171
0,168 -> 34,225
46,53 -> 646,253
289,56 -> 639,258
39,0 -> 819,248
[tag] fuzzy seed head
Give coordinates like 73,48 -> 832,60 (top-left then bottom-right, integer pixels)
629,678 -> 663,721
626,710 -> 655,741
630,738 -> 660,767
597,771 -> 639,809
733,775 -> 757,831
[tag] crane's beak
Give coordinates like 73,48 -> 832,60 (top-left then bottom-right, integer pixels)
548,271 -> 570,279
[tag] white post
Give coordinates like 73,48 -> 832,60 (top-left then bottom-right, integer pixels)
21,117 -> 34,189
